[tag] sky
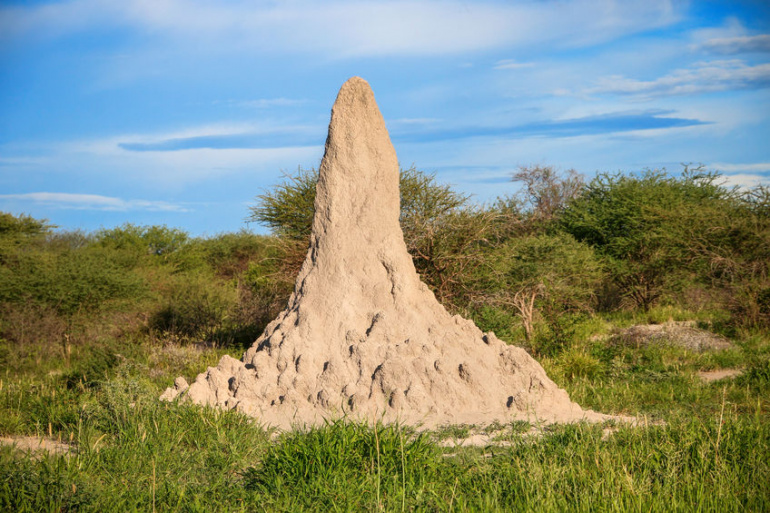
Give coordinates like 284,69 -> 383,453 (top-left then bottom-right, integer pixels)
1,0 -> 769,236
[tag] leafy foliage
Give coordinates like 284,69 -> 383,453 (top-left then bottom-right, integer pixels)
474,233 -> 603,344
95,223 -> 190,257
249,167 -> 319,241
559,167 -> 767,313
0,245 -> 147,316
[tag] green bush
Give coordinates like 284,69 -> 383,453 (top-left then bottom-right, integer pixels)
473,232 -> 603,346
148,271 -> 267,347
470,305 -> 520,342
560,167 -> 738,311
0,212 -> 52,254
249,167 -> 318,241
196,230 -> 273,278
554,347 -> 605,382
0,246 -> 146,316
149,274 -> 237,343
95,224 -> 190,256
64,345 -> 119,389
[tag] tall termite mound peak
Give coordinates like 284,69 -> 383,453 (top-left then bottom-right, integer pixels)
161,76 -> 609,429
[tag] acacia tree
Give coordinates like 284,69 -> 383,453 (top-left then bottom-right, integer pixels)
559,166 -> 754,312
511,165 -> 584,226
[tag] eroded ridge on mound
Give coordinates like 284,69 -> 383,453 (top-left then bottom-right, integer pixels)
162,76 -> 610,429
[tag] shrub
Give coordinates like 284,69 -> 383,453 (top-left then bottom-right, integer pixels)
149,274 -> 237,344
555,347 -> 605,382
0,303 -> 67,367
560,167 -> 748,311
64,345 -> 119,389
0,245 -> 146,316
148,272 -> 267,347
94,223 -> 191,264
249,167 -> 318,241
0,211 -> 52,241
196,230 -> 273,278
473,233 -> 604,344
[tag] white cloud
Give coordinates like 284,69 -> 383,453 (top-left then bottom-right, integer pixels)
0,156 -> 49,167
0,192 -> 191,212
1,0 -> 684,57
585,60 -> 770,99
494,59 -> 535,70
389,117 -> 440,126
710,162 -> 770,174
69,143 -> 323,185
718,174 -> 769,188
110,122 -> 259,145
54,121 -> 320,153
701,34 -> 770,55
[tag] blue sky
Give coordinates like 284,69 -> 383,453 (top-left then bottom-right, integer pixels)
1,0 -> 769,236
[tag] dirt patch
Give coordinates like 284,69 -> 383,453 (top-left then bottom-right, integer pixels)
436,422 -> 634,447
697,369 -> 743,382
0,436 -> 73,457
438,433 -> 517,448
612,321 -> 732,352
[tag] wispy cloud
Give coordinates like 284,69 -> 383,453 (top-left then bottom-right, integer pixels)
1,0 -> 683,57
701,34 -> 770,54
114,122 -> 321,152
709,162 -> 770,173
494,59 -> 535,70
0,156 -> 50,167
216,98 -> 308,109
0,192 -> 191,212
394,110 -> 707,143
710,162 -> 770,174
435,165 -> 515,185
111,122 -> 261,144
703,162 -> 770,188
118,134 -> 318,152
391,118 -> 440,125
585,60 -> 770,99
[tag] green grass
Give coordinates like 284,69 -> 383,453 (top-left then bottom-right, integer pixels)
1,397 -> 767,511
1,317 -> 768,512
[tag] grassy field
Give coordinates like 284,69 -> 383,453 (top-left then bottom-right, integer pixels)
2,169 -> 769,511
1,307 -> 768,512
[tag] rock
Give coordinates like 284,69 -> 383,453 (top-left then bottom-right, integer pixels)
162,77 -> 612,429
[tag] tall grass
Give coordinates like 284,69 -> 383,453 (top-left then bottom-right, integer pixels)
1,336 -> 768,512
2,385 -> 767,511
